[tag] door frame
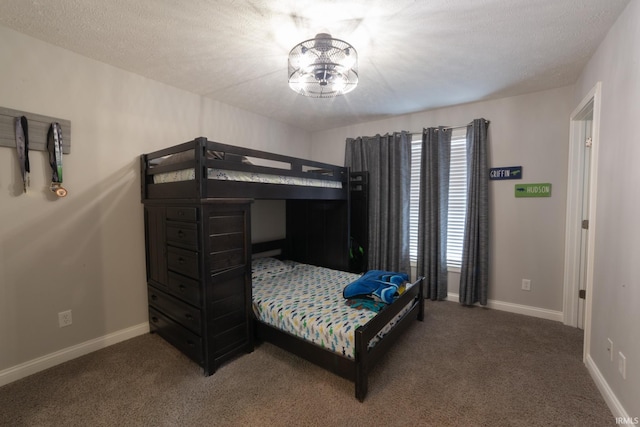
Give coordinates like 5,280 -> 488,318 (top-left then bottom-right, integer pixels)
562,82 -> 601,360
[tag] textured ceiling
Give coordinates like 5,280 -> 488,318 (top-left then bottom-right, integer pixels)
0,0 -> 630,132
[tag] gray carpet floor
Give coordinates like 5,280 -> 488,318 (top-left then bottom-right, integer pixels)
0,300 -> 613,426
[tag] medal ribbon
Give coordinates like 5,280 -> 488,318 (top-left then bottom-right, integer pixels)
47,122 -> 67,197
15,116 -> 30,192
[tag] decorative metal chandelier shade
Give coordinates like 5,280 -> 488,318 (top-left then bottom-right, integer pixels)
288,33 -> 358,98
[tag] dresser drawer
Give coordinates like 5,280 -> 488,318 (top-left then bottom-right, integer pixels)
209,214 -> 244,234
167,222 -> 198,249
149,307 -> 203,364
167,206 -> 197,222
168,246 -> 199,279
210,248 -> 245,272
167,272 -> 201,307
209,232 -> 244,252
148,286 -> 202,334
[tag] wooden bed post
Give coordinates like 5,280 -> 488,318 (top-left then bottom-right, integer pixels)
418,276 -> 425,321
195,137 -> 207,198
354,327 -> 368,401
140,154 -> 147,201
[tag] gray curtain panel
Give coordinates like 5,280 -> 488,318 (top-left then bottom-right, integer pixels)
417,127 -> 451,300
345,132 -> 411,273
459,118 -> 490,306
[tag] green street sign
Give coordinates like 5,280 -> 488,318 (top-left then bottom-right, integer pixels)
515,183 -> 552,198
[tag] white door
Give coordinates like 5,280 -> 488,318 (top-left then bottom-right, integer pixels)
563,82 -> 601,361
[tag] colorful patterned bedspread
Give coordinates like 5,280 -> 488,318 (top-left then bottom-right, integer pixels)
251,259 -> 411,359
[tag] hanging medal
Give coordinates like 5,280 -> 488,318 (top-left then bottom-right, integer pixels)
15,116 -> 30,193
47,122 -> 68,197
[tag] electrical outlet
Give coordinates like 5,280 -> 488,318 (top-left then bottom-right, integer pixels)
618,352 -> 626,379
607,338 -> 613,361
58,310 -> 72,328
521,279 -> 531,291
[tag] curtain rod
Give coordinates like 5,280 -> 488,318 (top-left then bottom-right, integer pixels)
407,119 -> 490,135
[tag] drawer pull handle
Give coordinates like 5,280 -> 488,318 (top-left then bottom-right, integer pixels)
178,230 -> 185,238
178,211 -> 185,216
178,257 -> 185,265
151,294 -> 158,301
185,314 -> 193,320
151,317 -> 159,323
187,340 -> 195,347
178,285 -> 186,291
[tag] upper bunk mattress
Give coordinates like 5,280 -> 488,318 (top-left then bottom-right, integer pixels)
251,259 -> 411,359
153,168 -> 343,189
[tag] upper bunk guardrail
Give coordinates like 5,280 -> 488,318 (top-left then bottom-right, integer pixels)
141,137 -> 350,201
143,137 -> 347,183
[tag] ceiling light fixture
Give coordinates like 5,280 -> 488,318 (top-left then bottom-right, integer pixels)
288,33 -> 358,98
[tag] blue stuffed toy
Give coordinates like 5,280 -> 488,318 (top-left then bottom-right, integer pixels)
343,270 -> 409,304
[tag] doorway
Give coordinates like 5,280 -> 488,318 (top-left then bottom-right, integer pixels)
563,82 -> 601,361
577,116 -> 592,330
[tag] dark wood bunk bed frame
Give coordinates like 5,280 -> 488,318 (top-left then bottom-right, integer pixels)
140,137 -> 425,401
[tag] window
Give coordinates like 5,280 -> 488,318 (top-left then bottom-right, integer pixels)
409,127 -> 467,269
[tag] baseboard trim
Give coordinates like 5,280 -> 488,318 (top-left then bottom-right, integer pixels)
585,354 -> 630,420
447,292 -> 564,322
0,322 -> 149,387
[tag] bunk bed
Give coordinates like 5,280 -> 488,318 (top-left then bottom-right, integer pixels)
140,137 -> 424,401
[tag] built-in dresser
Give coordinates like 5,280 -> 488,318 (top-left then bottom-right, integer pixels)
143,198 -> 253,375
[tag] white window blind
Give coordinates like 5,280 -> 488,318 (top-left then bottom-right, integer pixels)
409,127 -> 467,269
447,127 -> 468,269
409,135 -> 422,262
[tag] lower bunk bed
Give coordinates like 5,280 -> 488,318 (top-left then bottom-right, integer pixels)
251,241 -> 425,401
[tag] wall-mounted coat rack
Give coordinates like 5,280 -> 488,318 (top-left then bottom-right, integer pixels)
0,106 -> 71,154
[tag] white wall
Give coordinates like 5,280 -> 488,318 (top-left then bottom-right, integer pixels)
312,86 -> 574,315
573,0 -> 640,418
0,25 -> 308,374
